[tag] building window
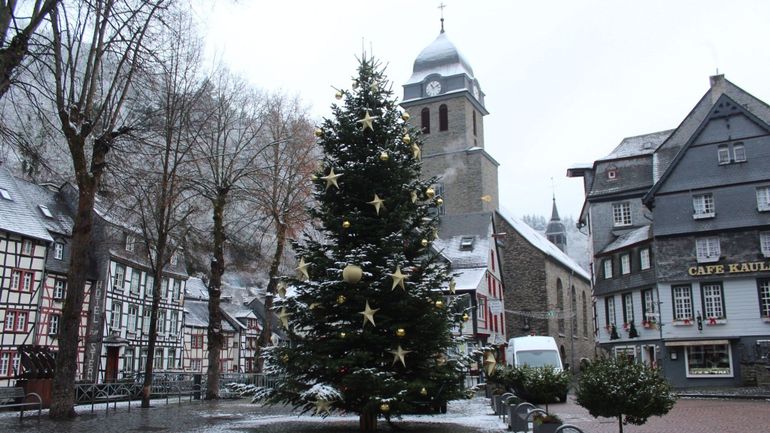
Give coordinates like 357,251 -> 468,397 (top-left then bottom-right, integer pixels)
622,293 -> 634,324
621,254 -> 631,275
169,311 -> 178,336
21,239 -> 33,255
146,275 -> 154,298
167,349 -> 177,370
672,285 -> 693,321
53,279 -> 66,300
717,144 -> 730,164
605,296 -> 616,327
421,107 -> 430,134
640,248 -> 651,270
172,280 -> 181,300
607,169 -> 617,180
693,193 -> 715,219
54,242 -> 64,260
696,237 -> 721,263
733,142 -> 746,162
0,352 -> 9,376
4,310 -> 28,332
143,309 -> 151,333
556,279 -> 564,334
110,301 -> 122,330
603,259 -> 613,279
170,252 -> 178,266
439,104 -> 448,131
642,289 -> 657,323
190,359 -> 201,371
125,234 -> 135,252
758,279 -> 770,318
191,334 -> 204,349
127,304 -> 139,332
113,263 -> 125,289
39,205 -> 53,218
761,232 -> 770,257
154,348 -> 164,369
49,314 -> 60,335
571,286 -> 578,337
702,282 -> 725,319
471,109 -> 476,136
12,270 -> 34,291
582,292 -> 588,337
477,296 -> 487,327
124,350 -> 134,372
757,186 -> 770,212
130,270 -> 140,295
157,310 -> 166,334
612,202 -> 632,227
161,279 -> 168,298
0,188 -> 10,200
686,344 -> 733,377
614,346 -> 636,362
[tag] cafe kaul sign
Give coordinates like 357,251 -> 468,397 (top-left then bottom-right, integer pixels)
688,260 -> 770,276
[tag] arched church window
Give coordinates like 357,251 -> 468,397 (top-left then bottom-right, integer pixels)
571,285 -> 578,337
582,291 -> 588,337
421,108 -> 430,134
472,110 -> 477,136
439,104 -> 448,131
556,278 -> 564,334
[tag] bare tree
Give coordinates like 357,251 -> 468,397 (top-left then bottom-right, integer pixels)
248,93 -> 315,370
41,0 -> 168,419
112,8 -> 207,408
0,0 -> 60,100
190,72 -> 268,399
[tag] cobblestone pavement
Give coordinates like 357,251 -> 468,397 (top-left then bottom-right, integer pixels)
2,395 -> 769,433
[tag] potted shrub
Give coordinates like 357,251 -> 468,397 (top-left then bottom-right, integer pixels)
532,412 -> 563,433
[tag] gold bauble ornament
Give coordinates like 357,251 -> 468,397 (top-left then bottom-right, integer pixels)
335,91 -> 343,100
337,295 -> 347,304
435,300 -> 444,309
340,332 -> 347,338
401,112 -> 410,121
395,328 -> 406,337
379,151 -> 389,161
379,403 -> 390,413
436,197 -> 444,206
403,134 -> 411,144
342,264 -> 363,284
426,187 -> 436,199
314,128 -> 323,137
281,354 -> 289,363
420,239 -> 429,247
462,313 -> 470,322
342,220 -> 351,229
420,387 -> 428,396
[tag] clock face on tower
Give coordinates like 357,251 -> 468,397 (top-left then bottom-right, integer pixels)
473,85 -> 480,100
426,80 -> 441,96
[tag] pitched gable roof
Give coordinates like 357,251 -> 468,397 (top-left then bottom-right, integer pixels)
644,76 -> 770,204
0,168 -> 53,242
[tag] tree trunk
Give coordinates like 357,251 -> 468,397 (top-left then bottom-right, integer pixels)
618,415 -> 624,433
206,193 -> 227,399
141,240 -> 167,408
256,221 -> 286,371
359,409 -> 378,432
49,181 -> 96,419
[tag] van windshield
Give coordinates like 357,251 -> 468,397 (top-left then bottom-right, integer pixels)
516,350 -> 561,368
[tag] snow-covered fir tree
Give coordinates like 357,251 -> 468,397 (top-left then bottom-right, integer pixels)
257,56 -> 467,431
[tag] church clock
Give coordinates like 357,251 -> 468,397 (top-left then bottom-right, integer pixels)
426,80 -> 441,96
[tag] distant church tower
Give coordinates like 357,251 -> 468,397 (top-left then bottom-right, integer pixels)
545,196 -> 567,252
400,23 -> 499,215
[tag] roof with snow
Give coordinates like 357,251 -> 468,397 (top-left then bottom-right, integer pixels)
432,212 -> 492,269
497,208 -> 590,281
452,267 -> 486,291
184,300 -> 236,331
600,225 -> 652,254
599,129 -> 674,161
184,277 -> 209,301
13,180 -> 73,236
0,168 -> 53,242
406,31 -> 475,85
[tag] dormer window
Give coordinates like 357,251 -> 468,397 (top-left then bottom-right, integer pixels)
39,205 -> 53,218
125,234 -> 135,252
0,188 -> 11,200
607,169 -> 618,180
460,237 -> 474,250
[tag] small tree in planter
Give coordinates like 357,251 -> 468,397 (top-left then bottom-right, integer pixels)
503,365 -> 571,411
532,412 -> 563,433
576,357 -> 676,433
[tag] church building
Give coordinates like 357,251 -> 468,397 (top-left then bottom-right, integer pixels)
402,22 -> 594,368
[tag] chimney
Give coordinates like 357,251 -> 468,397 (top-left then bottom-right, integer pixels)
709,74 -> 725,104
709,74 -> 725,88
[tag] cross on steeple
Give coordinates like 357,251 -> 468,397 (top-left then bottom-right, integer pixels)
438,2 -> 446,33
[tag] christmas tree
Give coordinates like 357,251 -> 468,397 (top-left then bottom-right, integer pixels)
257,56 -> 467,431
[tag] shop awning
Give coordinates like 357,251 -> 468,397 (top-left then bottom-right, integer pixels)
664,339 -> 729,347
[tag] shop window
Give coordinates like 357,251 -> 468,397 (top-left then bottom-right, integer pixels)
685,344 -> 732,377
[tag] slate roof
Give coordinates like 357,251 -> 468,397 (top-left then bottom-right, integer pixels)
432,212 -> 492,269
0,168 -> 53,242
497,208 -> 591,281
183,300 -> 236,332
13,181 -> 73,236
185,277 -> 209,301
406,31 -> 475,85
600,225 -> 651,254
599,130 -> 674,161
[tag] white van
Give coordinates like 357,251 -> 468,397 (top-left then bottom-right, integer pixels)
505,336 -> 564,371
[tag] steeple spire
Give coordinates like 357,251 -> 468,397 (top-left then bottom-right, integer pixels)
550,195 -> 561,221
438,2 -> 446,33
546,194 -> 567,252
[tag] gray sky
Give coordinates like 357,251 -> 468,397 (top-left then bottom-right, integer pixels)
196,0 -> 770,221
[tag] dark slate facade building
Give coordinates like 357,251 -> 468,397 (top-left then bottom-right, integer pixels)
570,75 -> 770,388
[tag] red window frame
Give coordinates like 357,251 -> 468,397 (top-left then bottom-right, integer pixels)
11,269 -> 35,292
4,310 -> 29,332
191,334 -> 204,349
0,351 -> 12,377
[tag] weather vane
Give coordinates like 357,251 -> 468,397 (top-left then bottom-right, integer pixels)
438,2 -> 446,33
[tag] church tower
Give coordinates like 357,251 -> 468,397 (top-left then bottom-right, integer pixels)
401,25 -> 499,215
545,197 -> 568,252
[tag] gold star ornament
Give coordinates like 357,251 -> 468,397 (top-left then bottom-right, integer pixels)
314,398 -> 332,415
448,279 -> 456,294
390,345 -> 412,367
357,110 -> 378,131
483,351 -> 497,376
410,190 -> 418,203
411,143 -> 421,160
296,257 -> 310,280
277,281 -> 287,298
320,168 -> 342,191
359,300 -> 379,327
278,307 -> 291,329
390,265 -> 406,291
368,194 -> 385,215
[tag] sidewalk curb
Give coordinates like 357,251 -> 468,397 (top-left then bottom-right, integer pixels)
677,393 -> 770,400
